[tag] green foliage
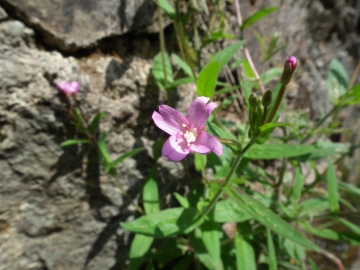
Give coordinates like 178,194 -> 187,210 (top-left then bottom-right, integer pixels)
143,166 -> 160,215
196,61 -> 220,98
152,51 -> 173,90
327,59 -> 349,104
129,234 -> 154,270
61,139 -> 91,146
242,7 -> 278,29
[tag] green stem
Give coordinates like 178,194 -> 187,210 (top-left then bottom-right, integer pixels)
266,83 -> 286,124
198,138 -> 255,217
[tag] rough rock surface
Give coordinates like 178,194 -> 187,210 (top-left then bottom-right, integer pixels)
0,0 -> 157,50
0,0 -> 359,269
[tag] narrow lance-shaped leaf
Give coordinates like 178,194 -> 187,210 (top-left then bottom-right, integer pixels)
143,165 -> 160,215
129,234 -> 154,270
327,59 -> 349,104
172,53 -> 193,77
61,139 -> 91,147
89,111 -> 105,135
291,164 -> 304,204
267,227 -> 278,270
235,232 -> 256,270
196,61 -> 220,99
209,41 -> 245,71
327,157 -> 339,213
112,148 -> 144,167
157,0 -> 176,20
242,7 -> 278,29
194,153 -> 207,172
152,52 -> 173,90
244,144 -> 315,160
201,220 -> 222,267
227,188 -> 316,250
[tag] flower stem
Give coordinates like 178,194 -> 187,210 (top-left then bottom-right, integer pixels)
198,138 -> 255,217
266,83 -> 286,124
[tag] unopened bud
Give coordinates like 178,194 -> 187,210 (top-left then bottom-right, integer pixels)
280,56 -> 298,85
262,90 -> 272,107
249,93 -> 258,107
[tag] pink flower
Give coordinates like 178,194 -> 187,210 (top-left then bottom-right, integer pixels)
56,81 -> 80,96
152,97 -> 223,161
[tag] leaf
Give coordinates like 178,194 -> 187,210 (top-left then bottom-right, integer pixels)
301,222 -> 360,245
194,153 -> 207,171
153,238 -> 187,264
227,188 -> 316,250
327,59 -> 349,104
291,165 -> 304,204
338,181 -> 360,196
121,207 -> 204,238
129,234 -> 154,270
173,192 -> 189,208
172,255 -> 193,270
260,67 -> 283,84
112,148 -> 144,167
296,141 -> 349,162
309,258 -> 321,270
333,217 -> 360,235
172,53 -> 193,77
242,7 -> 278,29
167,77 -> 194,88
242,60 -> 256,78
299,197 -> 329,217
327,157 -> 339,213
201,220 -> 222,266
267,227 -> 278,270
196,61 -> 220,99
209,41 -> 245,71
235,232 -> 256,270
152,139 -> 166,161
258,123 -> 292,134
244,144 -> 315,159
152,52 -> 173,90
89,112 -> 105,135
212,199 -> 251,223
143,166 -> 160,215
60,139 -> 91,147
98,132 -> 112,163
157,0 -> 176,20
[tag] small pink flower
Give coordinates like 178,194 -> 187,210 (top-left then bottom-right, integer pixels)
152,96 -> 223,161
285,56 -> 298,72
56,81 -> 80,96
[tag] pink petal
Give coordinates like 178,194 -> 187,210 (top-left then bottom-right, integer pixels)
190,132 -> 223,156
187,96 -> 218,129
56,81 -> 80,95
152,105 -> 189,135
162,134 -> 190,161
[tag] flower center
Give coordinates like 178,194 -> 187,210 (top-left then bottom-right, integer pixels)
181,124 -> 198,146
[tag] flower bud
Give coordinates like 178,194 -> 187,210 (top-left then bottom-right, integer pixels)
280,56 -> 298,85
262,90 -> 272,107
249,93 -> 259,108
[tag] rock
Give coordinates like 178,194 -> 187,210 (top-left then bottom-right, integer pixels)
1,0 -> 157,51
0,6 -> 7,20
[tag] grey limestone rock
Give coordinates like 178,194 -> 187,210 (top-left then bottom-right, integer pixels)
0,0 -> 157,51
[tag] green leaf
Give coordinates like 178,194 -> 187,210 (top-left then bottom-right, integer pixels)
267,227 -> 278,270
296,141 -> 349,162
197,61 -> 220,99
173,192 -> 189,208
260,67 -> 283,84
227,188 -> 316,250
338,181 -> 360,196
242,60 -> 256,78
201,220 -> 222,266
309,258 -> 320,270
152,52 -> 173,90
291,165 -> 304,204
167,77 -> 195,88
157,0 -> 176,20
153,238 -> 187,264
194,153 -> 207,171
242,7 -> 278,29
60,139 -> 91,147
258,123 -> 292,134
172,53 -> 193,77
121,207 -> 204,238
235,232 -> 256,270
244,144 -> 315,159
301,222 -> 360,245
209,41 -> 245,71
112,148 -> 144,167
89,112 -> 105,135
327,59 -> 349,104
98,132 -> 112,163
189,229 -> 222,270
152,139 -> 166,161
333,217 -> 360,235
143,166 -> 160,215
299,197 -> 329,217
212,199 -> 251,223
327,157 -> 339,213
129,234 -> 154,270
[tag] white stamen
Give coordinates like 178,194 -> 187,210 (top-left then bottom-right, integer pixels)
182,123 -> 187,127
183,130 -> 196,145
